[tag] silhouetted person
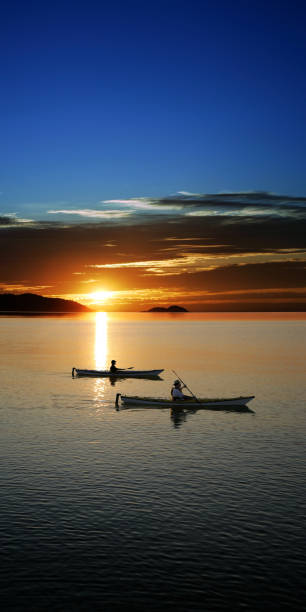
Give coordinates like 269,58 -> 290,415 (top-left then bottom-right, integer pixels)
110,360 -> 118,373
171,380 -> 192,400
110,359 -> 130,373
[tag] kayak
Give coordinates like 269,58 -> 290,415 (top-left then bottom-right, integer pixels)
116,393 -> 255,409
72,368 -> 164,378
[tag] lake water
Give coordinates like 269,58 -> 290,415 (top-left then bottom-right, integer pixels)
1,312 -> 305,611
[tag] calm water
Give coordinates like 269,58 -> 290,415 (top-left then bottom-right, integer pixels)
1,313 -> 305,611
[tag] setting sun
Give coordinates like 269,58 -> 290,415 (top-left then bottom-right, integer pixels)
88,290 -> 114,305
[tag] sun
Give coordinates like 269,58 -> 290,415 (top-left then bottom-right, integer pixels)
88,290 -> 114,305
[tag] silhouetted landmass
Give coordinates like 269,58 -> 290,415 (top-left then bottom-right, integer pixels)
0,293 -> 91,312
147,305 -> 188,312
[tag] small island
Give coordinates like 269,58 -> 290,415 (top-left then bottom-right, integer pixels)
0,293 -> 91,313
146,305 -> 188,312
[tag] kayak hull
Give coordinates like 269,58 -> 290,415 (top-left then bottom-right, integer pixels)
117,394 -> 255,409
72,368 -> 164,378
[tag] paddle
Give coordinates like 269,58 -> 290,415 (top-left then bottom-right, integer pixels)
172,370 -> 200,404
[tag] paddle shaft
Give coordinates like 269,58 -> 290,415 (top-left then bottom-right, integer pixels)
172,370 -> 200,403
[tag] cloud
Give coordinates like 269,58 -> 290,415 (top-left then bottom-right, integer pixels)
88,255 -> 215,275
185,206 -> 302,218
102,199 -> 151,206
0,213 -> 34,227
100,192 -> 306,231
102,198 -> 182,211
176,191 -> 202,196
0,283 -> 52,292
4,191 -> 306,231
87,248 -> 306,277
114,191 -> 306,220
47,209 -> 133,219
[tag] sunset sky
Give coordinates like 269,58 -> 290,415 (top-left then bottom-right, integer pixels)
1,1 -> 306,311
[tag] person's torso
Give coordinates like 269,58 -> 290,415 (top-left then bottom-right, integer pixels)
172,388 -> 184,399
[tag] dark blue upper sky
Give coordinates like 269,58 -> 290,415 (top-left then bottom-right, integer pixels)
1,0 -> 306,216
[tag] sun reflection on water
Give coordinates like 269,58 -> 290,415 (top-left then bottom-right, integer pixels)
94,312 -> 108,405
95,312 -> 108,369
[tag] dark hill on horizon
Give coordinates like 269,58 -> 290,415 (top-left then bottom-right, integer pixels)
0,293 -> 91,312
147,305 -> 188,312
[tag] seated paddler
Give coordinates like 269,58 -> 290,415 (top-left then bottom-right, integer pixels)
171,380 -> 192,401
110,359 -> 119,372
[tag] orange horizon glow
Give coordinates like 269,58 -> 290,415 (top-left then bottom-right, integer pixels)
58,284 -> 306,313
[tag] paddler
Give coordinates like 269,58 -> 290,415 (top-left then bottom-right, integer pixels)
171,379 -> 192,401
110,359 -> 131,373
110,359 -> 119,372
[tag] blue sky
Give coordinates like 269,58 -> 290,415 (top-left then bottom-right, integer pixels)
1,0 -> 306,220
0,2 -> 306,312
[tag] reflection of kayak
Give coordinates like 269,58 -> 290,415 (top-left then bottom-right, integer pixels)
116,394 -> 255,409
72,368 -> 164,378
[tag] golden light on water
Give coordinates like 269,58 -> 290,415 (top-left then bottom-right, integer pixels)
93,312 -> 108,405
95,311 -> 108,369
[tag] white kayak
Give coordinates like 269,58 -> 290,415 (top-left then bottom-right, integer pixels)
116,393 -> 255,409
72,368 -> 163,378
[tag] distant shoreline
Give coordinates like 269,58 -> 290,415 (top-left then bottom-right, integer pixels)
1,311 -> 305,318
0,310 -> 89,315
146,305 -> 188,312
0,293 -> 90,313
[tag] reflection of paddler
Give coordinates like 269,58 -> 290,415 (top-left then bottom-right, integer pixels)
170,405 -> 186,428
171,380 -> 192,401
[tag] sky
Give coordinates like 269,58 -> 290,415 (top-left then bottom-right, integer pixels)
1,0 -> 306,310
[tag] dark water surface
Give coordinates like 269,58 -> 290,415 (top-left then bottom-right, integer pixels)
1,313 -> 305,611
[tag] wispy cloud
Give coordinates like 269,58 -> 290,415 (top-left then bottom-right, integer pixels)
109,191 -> 306,219
102,199 -> 151,206
87,248 -> 306,277
186,206 -> 303,218
0,283 -> 52,292
0,213 -> 34,227
176,191 -> 202,196
102,198 -> 182,211
47,209 -> 133,219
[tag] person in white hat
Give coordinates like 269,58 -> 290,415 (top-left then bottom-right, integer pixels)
171,379 -> 191,401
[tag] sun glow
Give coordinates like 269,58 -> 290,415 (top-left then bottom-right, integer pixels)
88,290 -> 114,305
